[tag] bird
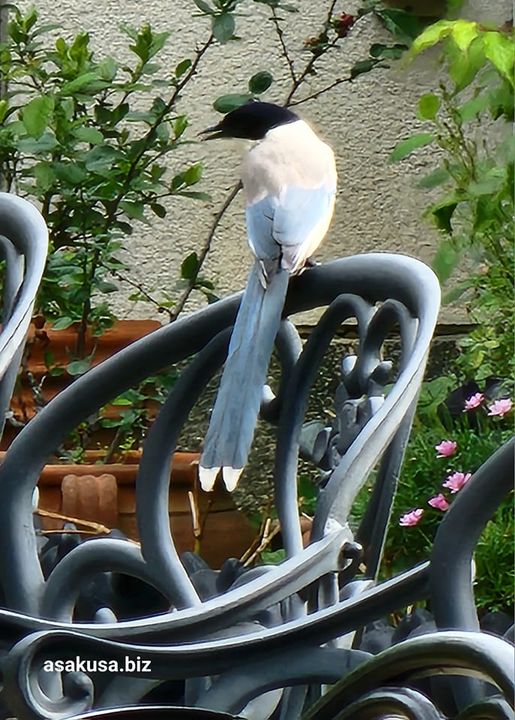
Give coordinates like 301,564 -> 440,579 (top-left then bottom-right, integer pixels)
199,101 -> 337,493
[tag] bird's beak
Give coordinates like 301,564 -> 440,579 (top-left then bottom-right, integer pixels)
198,123 -> 224,141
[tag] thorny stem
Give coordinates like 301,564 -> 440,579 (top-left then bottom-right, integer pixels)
271,7 -> 297,85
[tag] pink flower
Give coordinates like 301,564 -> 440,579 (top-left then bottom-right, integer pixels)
463,392 -> 484,411
399,508 -> 424,527
487,398 -> 512,418
443,471 -> 471,494
435,440 -> 457,458
428,493 -> 450,511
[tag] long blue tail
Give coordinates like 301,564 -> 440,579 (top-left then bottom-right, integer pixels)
200,262 -> 289,491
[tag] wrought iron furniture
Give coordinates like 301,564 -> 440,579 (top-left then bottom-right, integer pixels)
0,194 -> 513,720
0,193 -> 48,441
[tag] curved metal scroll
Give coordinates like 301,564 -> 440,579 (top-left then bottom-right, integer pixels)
0,193 -> 48,439
0,253 -> 440,619
303,631 -> 515,720
0,251 -> 443,720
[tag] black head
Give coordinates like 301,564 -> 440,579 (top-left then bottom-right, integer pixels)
201,101 -> 299,141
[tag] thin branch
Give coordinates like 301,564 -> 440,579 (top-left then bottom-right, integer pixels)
289,74 -> 352,107
111,268 -> 174,320
284,0 -> 339,104
169,180 -> 242,321
271,7 -> 297,85
242,520 -> 281,567
35,508 -> 111,534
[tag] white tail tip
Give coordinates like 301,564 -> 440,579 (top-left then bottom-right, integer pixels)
199,466 -> 220,492
222,467 -> 243,492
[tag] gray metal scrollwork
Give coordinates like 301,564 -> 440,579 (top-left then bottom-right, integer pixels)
0,201 -> 512,720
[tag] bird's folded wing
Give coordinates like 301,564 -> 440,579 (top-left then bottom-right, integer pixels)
246,184 -> 336,275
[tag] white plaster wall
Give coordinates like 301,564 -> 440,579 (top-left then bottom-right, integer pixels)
17,0 -> 512,323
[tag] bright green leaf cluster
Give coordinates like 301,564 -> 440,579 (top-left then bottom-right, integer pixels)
390,17 -> 514,395
0,6 -> 210,335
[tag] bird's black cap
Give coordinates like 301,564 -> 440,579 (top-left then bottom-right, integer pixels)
201,101 -> 299,141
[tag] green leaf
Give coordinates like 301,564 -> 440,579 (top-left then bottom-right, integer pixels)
120,201 -> 145,220
176,191 -> 212,201
248,71 -> 273,94
33,162 -> 56,192
181,252 -> 200,280
67,359 -> 91,376
417,93 -> 440,121
96,280 -> 118,293
184,162 -> 203,185
432,239 -> 460,283
443,279 -> 473,304
212,13 -> 235,43
111,396 -> 133,406
213,93 -> 253,113
0,100 -> 8,124
53,162 -> 87,184
447,36 -> 485,91
417,167 -> 449,189
193,0 -> 214,14
378,8 -> 421,42
51,316 -> 75,330
468,167 -> 506,197
174,115 -> 188,138
431,199 -> 458,234
22,95 -> 54,138
175,58 -> 192,77
74,126 -> 104,144
350,59 -> 377,79
17,134 -> 58,153
151,202 -> 167,218
389,133 -> 434,162
84,145 -> 120,172
260,549 -> 286,564
483,31 -> 515,85
369,43 -> 407,60
60,72 -> 103,95
450,19 -> 479,51
459,92 -> 490,121
411,20 -> 455,54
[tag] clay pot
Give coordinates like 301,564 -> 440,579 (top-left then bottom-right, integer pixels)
3,320 -> 161,448
28,451 -> 256,569
4,321 -> 257,567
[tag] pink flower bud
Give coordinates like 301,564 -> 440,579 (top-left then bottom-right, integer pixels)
463,392 -> 484,411
428,493 -> 450,511
487,398 -> 512,418
435,440 -> 457,458
399,508 -> 424,527
443,471 -> 471,494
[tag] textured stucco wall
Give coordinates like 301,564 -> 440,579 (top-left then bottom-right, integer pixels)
17,0 -> 511,324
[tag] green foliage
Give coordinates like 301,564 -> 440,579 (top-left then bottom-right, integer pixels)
384,18 -> 515,613
384,409 -> 513,613
57,370 -> 178,462
0,7 -> 208,341
390,20 -> 514,384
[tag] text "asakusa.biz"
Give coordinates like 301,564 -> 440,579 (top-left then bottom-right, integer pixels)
42,656 -> 152,673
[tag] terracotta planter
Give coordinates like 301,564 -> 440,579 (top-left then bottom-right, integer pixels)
3,320 -> 161,449
5,450 -> 256,569
3,320 -> 257,567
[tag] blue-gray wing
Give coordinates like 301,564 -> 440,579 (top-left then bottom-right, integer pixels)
246,185 -> 335,276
